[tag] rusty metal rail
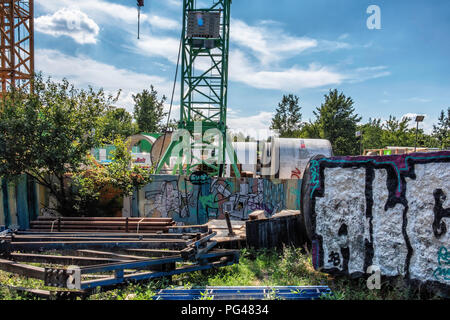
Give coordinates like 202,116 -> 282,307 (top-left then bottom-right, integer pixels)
28,217 -> 176,233
0,227 -> 240,297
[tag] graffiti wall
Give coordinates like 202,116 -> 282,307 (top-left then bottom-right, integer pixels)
304,151 -> 450,291
131,174 -> 302,225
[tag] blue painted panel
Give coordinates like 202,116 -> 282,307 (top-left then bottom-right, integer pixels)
131,187 -> 139,217
27,176 -> 38,222
1,179 -> 11,227
154,286 -> 332,300
16,175 -> 30,230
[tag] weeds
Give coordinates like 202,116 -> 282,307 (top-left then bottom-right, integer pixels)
0,246 -> 442,300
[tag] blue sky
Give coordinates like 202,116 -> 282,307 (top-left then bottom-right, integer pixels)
35,0 -> 450,138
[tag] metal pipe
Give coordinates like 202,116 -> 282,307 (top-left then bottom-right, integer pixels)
224,212 -> 235,236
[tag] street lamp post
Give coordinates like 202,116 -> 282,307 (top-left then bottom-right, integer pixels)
414,115 -> 425,152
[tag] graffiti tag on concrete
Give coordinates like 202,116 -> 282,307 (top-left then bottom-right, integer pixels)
306,152 -> 450,290
135,175 -> 301,225
433,247 -> 450,282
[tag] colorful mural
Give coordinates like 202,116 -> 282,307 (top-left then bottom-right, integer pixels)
132,174 -> 302,225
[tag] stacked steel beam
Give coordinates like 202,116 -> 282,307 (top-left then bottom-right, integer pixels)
0,226 -> 240,298
28,217 -> 175,233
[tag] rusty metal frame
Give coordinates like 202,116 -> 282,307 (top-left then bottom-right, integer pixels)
0,229 -> 240,296
0,0 -> 34,94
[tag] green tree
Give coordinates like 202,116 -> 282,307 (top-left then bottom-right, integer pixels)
133,86 -> 167,133
298,121 -> 320,139
358,118 -> 384,150
416,132 -> 440,150
0,76 -> 152,216
100,106 -> 138,140
381,116 -> 414,147
432,107 -> 450,150
312,89 -> 361,156
72,138 -> 152,216
270,94 -> 303,138
0,76 -> 110,214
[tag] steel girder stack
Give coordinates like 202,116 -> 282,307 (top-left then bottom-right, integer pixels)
0,227 -> 240,297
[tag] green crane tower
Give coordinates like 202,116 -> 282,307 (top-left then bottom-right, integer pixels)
155,0 -> 240,178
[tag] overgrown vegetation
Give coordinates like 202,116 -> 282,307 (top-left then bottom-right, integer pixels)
70,138 -> 153,216
0,247 -> 441,301
132,85 -> 168,133
0,76 -> 153,216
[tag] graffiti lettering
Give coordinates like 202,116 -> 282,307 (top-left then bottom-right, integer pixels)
305,151 -> 450,290
189,171 -> 210,185
309,160 -> 320,199
433,247 -> 450,282
138,175 -> 289,225
291,168 -> 302,179
433,189 -> 450,238
328,251 -> 341,267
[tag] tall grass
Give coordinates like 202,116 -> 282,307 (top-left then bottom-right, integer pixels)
0,246 -> 441,300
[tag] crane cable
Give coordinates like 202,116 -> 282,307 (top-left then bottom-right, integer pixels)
156,34 -> 183,172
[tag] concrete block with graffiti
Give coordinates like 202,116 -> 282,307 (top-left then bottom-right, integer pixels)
302,151 -> 450,292
131,174 -> 302,226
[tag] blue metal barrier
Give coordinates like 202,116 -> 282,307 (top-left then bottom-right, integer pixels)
154,286 -> 332,300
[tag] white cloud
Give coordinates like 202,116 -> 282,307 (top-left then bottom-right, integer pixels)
406,97 -> 432,103
148,15 -> 180,31
36,49 -> 173,112
228,111 -> 275,140
231,19 -> 318,66
401,113 -> 434,134
132,36 -> 180,64
127,16 -> 385,92
230,19 -> 354,66
37,0 -> 180,30
229,50 -> 344,91
35,8 -> 99,44
165,0 -> 182,7
347,66 -> 391,83
226,19 -> 382,90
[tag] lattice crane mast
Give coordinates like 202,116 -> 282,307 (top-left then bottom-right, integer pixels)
153,0 -> 240,178
0,0 -> 34,95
